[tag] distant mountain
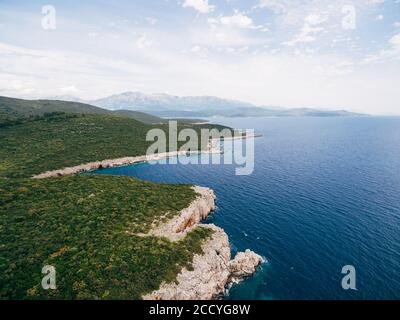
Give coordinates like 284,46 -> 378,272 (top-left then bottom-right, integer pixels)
86,92 -> 365,118
90,92 -> 255,112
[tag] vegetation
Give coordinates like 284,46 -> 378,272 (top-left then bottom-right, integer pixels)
0,111 -> 228,179
0,97 -> 225,299
0,96 -> 208,125
0,175 -> 212,299
0,96 -> 107,117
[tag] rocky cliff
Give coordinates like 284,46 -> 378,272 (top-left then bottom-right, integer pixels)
143,187 -> 263,300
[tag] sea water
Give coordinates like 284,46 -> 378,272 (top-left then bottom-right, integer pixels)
93,117 -> 400,300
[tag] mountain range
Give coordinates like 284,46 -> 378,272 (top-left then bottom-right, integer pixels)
50,92 -> 365,118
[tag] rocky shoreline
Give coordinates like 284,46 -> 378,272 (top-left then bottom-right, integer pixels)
32,150 -> 222,179
143,186 -> 263,300
32,155 -> 262,300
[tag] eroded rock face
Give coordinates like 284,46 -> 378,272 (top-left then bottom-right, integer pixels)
229,250 -> 263,282
148,186 -> 216,241
143,224 -> 231,300
143,188 -> 263,300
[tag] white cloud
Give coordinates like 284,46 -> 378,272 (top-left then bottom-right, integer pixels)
136,35 -> 153,49
0,0 -> 399,115
258,0 -> 292,13
1,40 -> 400,115
284,15 -> 326,46
188,45 -> 209,57
257,0 -> 387,27
182,0 -> 215,14
208,11 -> 254,29
304,14 -> 327,25
394,22 -> 400,28
363,33 -> 400,64
313,61 -> 354,76
389,33 -> 400,46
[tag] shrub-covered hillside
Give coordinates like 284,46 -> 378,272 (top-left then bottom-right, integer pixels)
0,98 -> 225,299
0,96 -> 207,125
0,175 -> 212,299
0,112 -> 227,179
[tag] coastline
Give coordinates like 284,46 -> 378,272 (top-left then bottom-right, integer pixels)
143,186 -> 263,300
32,133 -> 261,179
32,149 -> 222,179
31,151 -> 263,300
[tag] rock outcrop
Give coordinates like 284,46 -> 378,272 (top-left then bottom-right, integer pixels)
148,186 -> 216,241
143,187 -> 263,300
228,249 -> 263,283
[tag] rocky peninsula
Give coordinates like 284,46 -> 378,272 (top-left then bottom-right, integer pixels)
143,186 -> 263,300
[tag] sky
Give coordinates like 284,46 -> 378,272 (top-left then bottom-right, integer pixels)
0,0 -> 399,114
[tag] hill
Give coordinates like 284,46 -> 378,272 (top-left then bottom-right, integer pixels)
0,112 -> 226,179
0,175 -> 212,299
0,97 -> 230,299
0,96 -> 107,117
0,96 -> 207,125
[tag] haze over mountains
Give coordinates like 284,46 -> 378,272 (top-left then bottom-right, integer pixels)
49,92 -> 364,118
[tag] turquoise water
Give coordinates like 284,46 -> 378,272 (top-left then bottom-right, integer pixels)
92,117 -> 400,300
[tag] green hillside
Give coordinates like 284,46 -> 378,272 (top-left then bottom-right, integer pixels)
0,175 -> 212,299
0,96 -> 106,117
0,97 -> 228,299
0,112 -> 226,179
0,96 -> 208,125
112,109 -> 166,124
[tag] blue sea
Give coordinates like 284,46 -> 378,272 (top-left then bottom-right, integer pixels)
93,117 -> 400,300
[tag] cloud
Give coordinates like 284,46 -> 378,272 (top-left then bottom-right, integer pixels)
313,61 -> 354,76
1,40 -> 400,115
182,0 -> 215,14
136,35 -> 154,49
1,0 -> 399,115
257,0 -> 293,13
363,33 -> 400,64
208,11 -> 254,29
304,14 -> 328,25
389,33 -> 400,46
188,45 -> 209,57
257,0 -> 387,27
284,14 -> 326,46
